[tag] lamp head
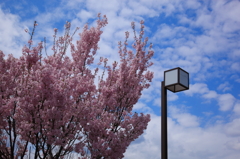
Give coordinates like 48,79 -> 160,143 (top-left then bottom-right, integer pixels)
164,67 -> 189,93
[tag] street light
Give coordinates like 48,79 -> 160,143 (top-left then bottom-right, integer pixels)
161,67 -> 189,159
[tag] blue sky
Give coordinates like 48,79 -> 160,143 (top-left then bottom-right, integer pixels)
0,0 -> 240,159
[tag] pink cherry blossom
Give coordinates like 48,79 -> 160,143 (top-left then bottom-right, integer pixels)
0,14 -> 154,159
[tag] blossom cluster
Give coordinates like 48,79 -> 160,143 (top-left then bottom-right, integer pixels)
0,14 -> 154,159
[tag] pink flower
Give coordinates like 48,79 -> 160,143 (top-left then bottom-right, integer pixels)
0,15 -> 154,159
28,40 -> 32,44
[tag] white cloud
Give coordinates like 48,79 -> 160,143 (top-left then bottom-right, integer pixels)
127,1 -> 158,17
211,0 -> 240,33
217,94 -> 235,111
185,83 -> 237,112
224,118 -> 240,137
62,0 -> 85,9
86,0 -> 121,15
133,102 -> 146,110
153,97 -> 161,107
168,92 -> 178,101
218,82 -> 232,92
225,140 -> 240,151
184,83 -> 209,96
233,101 -> 240,115
230,50 -> 240,59
231,62 -> 240,72
76,10 -> 94,23
202,90 -> 218,99
124,114 -> 161,159
133,102 -> 154,114
125,108 -> 240,159
169,106 -> 199,127
0,8 -> 28,56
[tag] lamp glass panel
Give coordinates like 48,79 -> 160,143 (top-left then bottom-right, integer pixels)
165,69 -> 178,86
179,69 -> 189,88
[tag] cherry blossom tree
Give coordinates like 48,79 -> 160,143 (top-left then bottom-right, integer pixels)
0,14 -> 154,159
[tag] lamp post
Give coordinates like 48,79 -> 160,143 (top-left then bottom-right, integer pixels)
161,67 -> 189,159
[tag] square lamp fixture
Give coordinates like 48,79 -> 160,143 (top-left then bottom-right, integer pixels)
164,67 -> 189,93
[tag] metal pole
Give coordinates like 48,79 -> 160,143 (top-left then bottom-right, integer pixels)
161,81 -> 168,159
